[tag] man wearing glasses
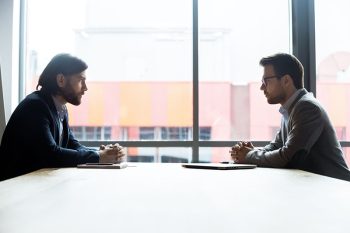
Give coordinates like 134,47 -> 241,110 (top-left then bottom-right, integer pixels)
230,53 -> 350,181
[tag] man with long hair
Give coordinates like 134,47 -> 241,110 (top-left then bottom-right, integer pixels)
0,53 -> 124,180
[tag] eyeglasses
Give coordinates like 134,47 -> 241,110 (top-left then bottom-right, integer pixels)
261,75 -> 280,86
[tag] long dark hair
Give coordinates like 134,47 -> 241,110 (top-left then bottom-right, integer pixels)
36,53 -> 88,94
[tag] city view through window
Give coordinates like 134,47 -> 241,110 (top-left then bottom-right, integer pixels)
24,0 -> 350,164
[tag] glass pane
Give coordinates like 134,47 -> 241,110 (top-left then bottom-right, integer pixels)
25,0 -> 192,141
199,127 -> 211,140
126,147 -> 191,163
139,127 -> 155,140
343,147 -> 350,167
315,0 -> 350,142
199,147 -> 232,163
199,0 -> 290,141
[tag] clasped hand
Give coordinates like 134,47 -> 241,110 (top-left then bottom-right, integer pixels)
99,143 -> 125,163
229,141 -> 254,163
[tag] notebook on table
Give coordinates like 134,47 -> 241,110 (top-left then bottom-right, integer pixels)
181,163 -> 256,170
77,162 -> 128,169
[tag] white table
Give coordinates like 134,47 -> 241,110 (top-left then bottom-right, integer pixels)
1,163 -> 350,233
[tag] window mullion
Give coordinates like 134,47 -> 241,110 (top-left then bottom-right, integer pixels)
192,0 -> 199,162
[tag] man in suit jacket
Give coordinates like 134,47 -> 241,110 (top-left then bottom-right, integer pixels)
230,53 -> 350,181
0,53 -> 124,181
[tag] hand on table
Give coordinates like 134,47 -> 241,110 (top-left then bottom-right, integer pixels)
229,141 -> 254,163
99,143 -> 125,163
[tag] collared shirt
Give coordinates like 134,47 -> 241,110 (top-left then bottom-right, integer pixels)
51,95 -> 67,146
278,89 -> 304,141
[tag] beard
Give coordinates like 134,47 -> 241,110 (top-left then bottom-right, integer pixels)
59,84 -> 83,106
265,91 -> 286,105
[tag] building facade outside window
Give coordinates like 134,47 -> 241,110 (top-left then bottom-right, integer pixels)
71,126 -> 112,141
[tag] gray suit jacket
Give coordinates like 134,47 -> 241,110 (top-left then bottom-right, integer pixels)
246,88 -> 350,181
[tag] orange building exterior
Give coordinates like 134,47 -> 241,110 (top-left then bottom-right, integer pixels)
66,81 -> 350,165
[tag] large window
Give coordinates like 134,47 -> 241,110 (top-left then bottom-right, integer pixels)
315,0 -> 350,164
25,0 -> 200,160
199,0 -> 290,142
23,0 -> 292,163
26,0 -> 193,141
23,0 -> 350,164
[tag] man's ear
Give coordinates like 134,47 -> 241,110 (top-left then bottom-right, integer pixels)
282,74 -> 293,86
56,74 -> 66,88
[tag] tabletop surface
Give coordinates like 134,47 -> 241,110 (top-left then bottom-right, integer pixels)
1,163 -> 350,233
